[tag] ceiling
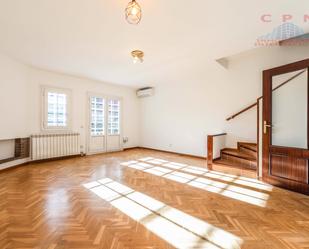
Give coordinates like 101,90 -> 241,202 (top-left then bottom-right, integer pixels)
0,0 -> 308,87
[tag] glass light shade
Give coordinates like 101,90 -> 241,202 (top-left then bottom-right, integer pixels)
133,56 -> 139,64
133,56 -> 144,64
125,0 -> 142,25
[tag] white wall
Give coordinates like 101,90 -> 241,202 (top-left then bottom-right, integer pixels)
27,67 -> 140,151
0,54 -> 30,139
140,46 -> 309,157
0,53 -> 140,157
1,46 -> 309,159
140,77 -> 226,156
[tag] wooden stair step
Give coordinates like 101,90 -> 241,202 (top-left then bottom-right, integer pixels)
213,159 -> 256,171
221,148 -> 256,162
221,148 -> 257,170
238,143 -> 257,158
238,142 -> 257,152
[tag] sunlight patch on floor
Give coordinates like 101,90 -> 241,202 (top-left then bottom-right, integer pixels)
87,185 -> 120,201
83,178 -> 243,249
139,157 -> 155,162
164,171 -> 196,183
203,171 -> 273,191
189,179 -> 267,207
164,173 -> 192,183
144,167 -> 170,176
135,162 -> 153,168
181,166 -> 210,175
120,158 -> 271,207
119,160 -> 138,166
147,158 -> 169,165
148,166 -> 173,174
162,161 -> 187,169
126,164 -> 148,170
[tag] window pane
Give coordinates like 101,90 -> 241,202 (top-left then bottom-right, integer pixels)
272,69 -> 307,148
91,97 -> 105,136
108,99 -> 120,135
47,92 -> 68,128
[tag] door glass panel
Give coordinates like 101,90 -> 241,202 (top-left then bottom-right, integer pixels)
108,99 -> 120,135
91,97 -> 104,136
272,69 -> 307,149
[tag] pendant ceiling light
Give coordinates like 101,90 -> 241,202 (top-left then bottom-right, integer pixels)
131,50 -> 144,64
125,0 -> 142,25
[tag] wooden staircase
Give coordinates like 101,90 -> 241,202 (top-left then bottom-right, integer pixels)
214,142 -> 257,171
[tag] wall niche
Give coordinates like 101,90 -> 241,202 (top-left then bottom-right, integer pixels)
0,138 -> 30,164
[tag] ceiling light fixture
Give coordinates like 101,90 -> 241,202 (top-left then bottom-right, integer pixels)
131,50 -> 144,64
125,0 -> 142,25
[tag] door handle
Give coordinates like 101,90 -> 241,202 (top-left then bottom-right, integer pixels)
263,121 -> 272,134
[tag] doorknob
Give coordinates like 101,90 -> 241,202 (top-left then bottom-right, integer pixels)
263,121 -> 272,134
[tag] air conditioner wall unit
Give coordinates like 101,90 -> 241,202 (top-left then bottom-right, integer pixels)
136,87 -> 154,98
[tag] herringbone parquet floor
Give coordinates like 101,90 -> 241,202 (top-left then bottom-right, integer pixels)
0,148 -> 309,249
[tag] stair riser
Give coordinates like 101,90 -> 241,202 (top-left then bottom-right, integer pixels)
237,142 -> 257,152
221,153 -> 257,170
239,146 -> 257,158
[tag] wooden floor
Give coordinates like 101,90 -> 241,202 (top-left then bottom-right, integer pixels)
1,148 -> 309,249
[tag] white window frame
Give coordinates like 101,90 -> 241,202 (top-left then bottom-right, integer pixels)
107,99 -> 121,136
86,92 -> 123,154
41,86 -> 72,131
90,96 -> 105,136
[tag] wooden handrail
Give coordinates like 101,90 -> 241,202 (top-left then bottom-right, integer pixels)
226,103 -> 257,121
209,133 -> 227,137
226,69 -> 306,121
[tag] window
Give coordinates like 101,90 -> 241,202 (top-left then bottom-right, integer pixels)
91,97 -> 104,136
108,99 -> 120,135
42,87 -> 71,130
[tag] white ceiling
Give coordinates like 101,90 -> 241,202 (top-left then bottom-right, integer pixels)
0,0 -> 308,87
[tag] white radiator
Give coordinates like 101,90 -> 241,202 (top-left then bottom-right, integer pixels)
31,133 -> 80,160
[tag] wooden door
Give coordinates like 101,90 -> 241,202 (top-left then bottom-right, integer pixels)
262,59 -> 309,195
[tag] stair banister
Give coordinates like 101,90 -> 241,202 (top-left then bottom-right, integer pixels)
226,69 -> 306,121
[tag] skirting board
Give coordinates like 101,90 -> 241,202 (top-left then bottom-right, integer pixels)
0,158 -> 30,171
126,147 -> 206,160
0,148 -> 206,172
31,154 -> 82,164
0,155 -> 82,172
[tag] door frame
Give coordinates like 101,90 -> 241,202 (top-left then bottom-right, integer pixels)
86,92 -> 123,155
262,58 -> 309,194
